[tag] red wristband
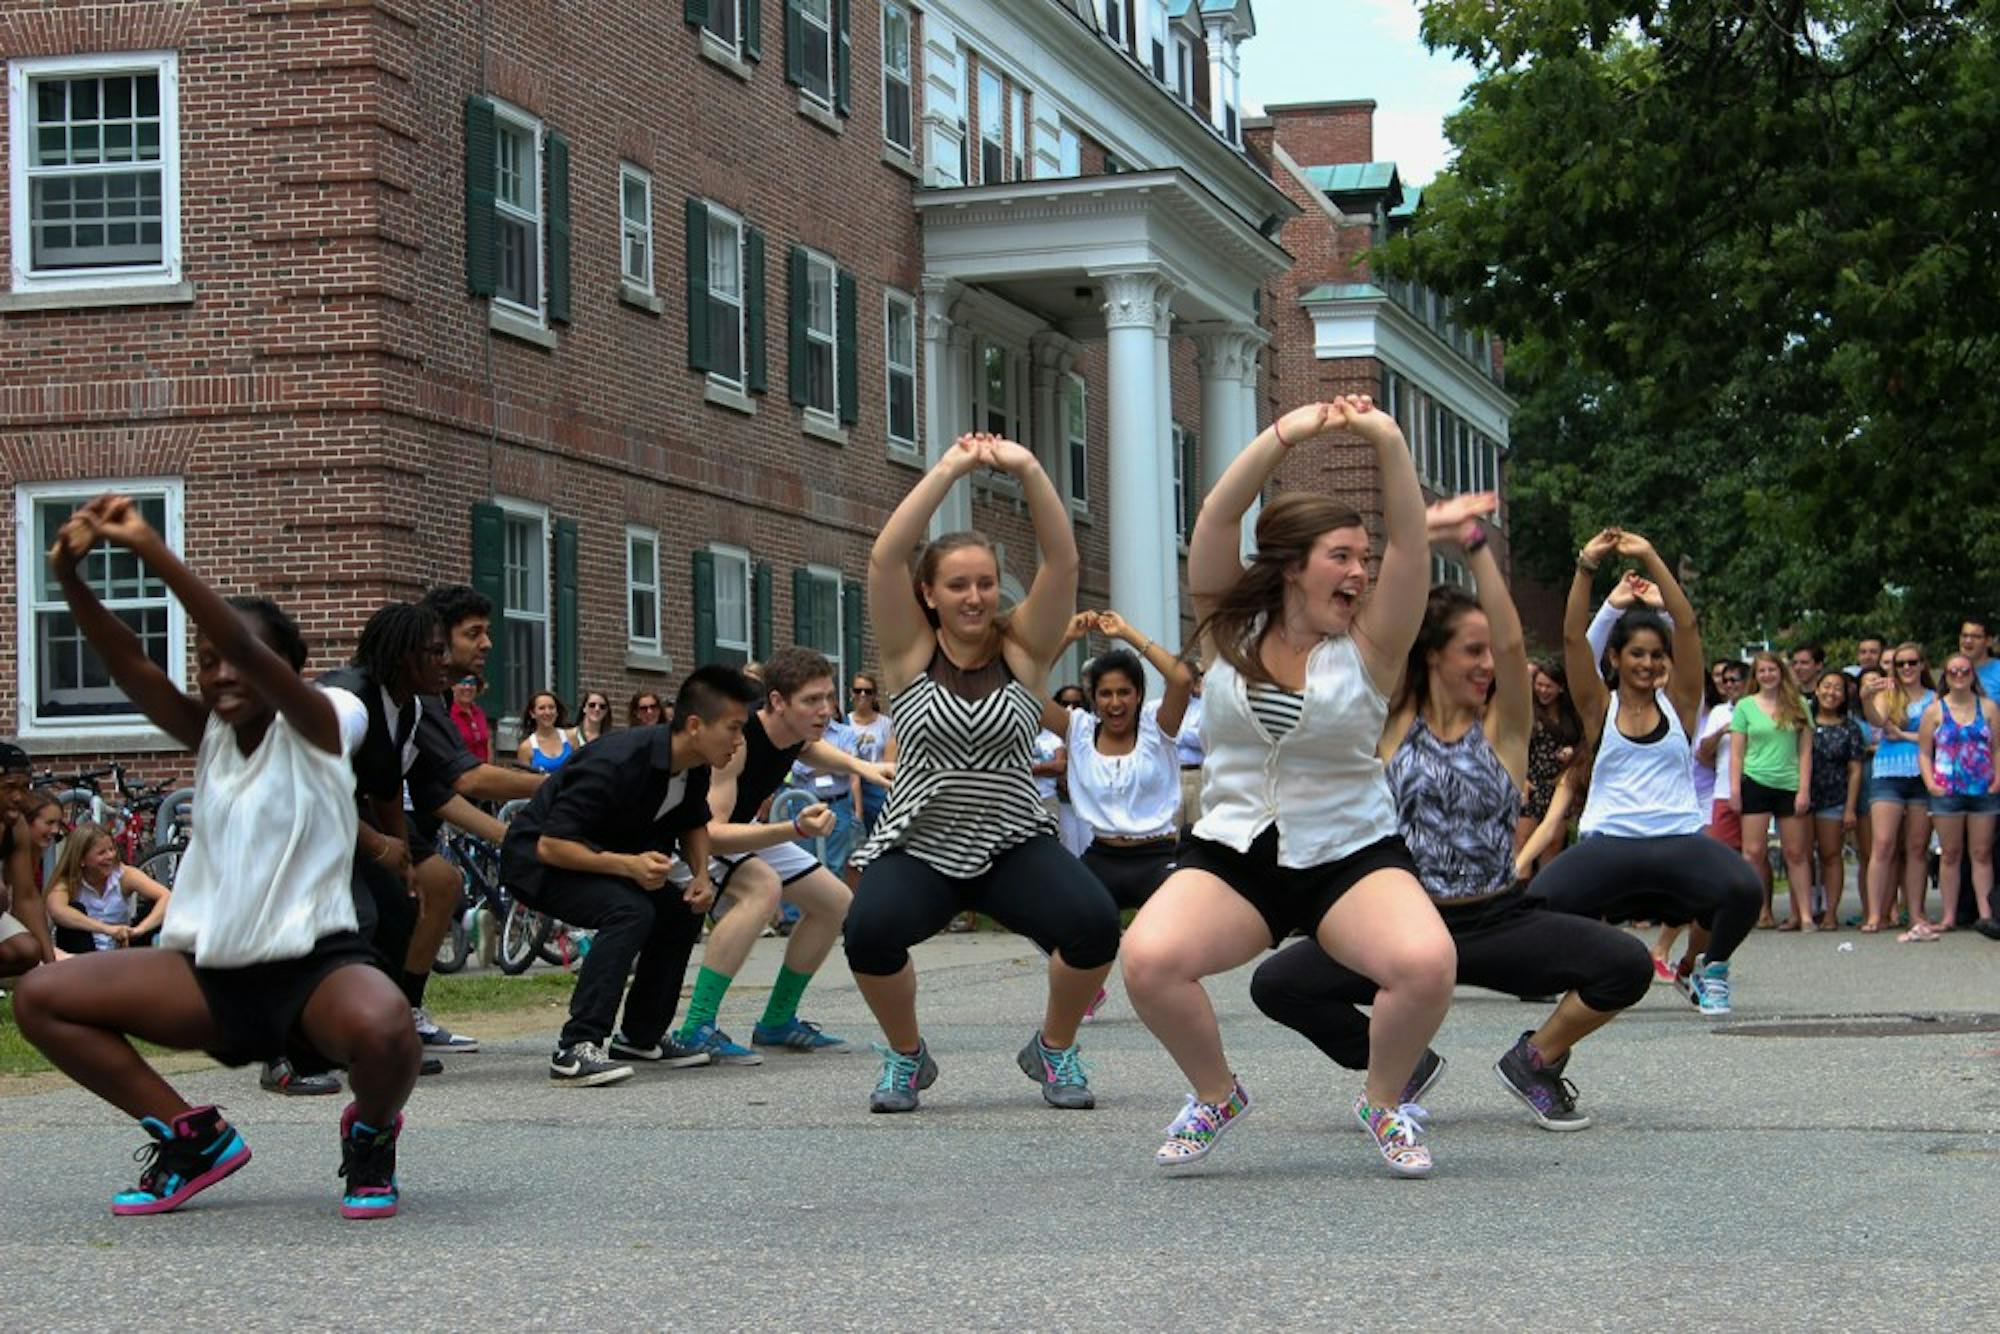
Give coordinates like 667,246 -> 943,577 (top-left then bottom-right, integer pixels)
1464,523 -> 1488,554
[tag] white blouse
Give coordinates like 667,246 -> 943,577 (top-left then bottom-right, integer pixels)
1064,701 -> 1182,840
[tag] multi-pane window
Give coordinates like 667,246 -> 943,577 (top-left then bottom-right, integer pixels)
499,503 -> 549,716
1057,123 -> 1082,177
18,482 -> 182,731
973,339 -> 1019,437
1064,372 -> 1089,514
493,108 -> 543,316
13,55 -> 179,286
799,0 -> 835,104
704,0 -> 743,50
619,164 -> 653,291
1149,0 -> 1170,80
627,527 -> 660,654
952,46 -> 971,185
1009,87 -> 1026,181
802,566 -> 845,685
1219,59 -> 1240,142
1102,0 -> 1126,48
706,204 -> 746,384
978,67 -> 1004,183
884,290 -> 918,449
1171,422 -> 1190,543
710,545 -> 754,666
1174,35 -> 1194,100
882,3 -> 914,154
802,250 -> 838,417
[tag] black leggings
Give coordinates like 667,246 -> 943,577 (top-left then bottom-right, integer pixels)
1080,839 -> 1178,910
844,835 -> 1121,976
1528,831 -> 1762,964
1250,888 -> 1653,1070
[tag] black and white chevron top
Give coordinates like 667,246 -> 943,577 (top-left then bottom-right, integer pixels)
1384,715 -> 1520,901
850,646 -> 1058,878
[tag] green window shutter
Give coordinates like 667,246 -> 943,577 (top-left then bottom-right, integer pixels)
685,198 -> 711,371
470,503 -> 508,712
783,0 -> 804,86
692,550 -> 718,665
545,130 -> 572,324
463,97 -> 498,297
1181,431 -> 1199,539
836,267 -> 858,425
793,567 -> 816,648
745,226 -> 768,393
554,518 -> 580,705
834,0 -> 852,115
787,246 -> 810,407
842,578 -> 864,682
683,0 -> 709,24
753,561 -> 774,660
743,0 -> 763,61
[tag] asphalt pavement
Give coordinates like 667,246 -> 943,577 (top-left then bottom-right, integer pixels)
3,928 -> 1997,1331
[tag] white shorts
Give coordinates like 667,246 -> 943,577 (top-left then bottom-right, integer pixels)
664,840 -> 824,889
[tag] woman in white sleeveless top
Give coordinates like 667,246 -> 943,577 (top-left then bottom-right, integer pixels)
1120,396 -> 1456,1179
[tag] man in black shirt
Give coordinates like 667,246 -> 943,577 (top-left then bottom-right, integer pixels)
501,665 -> 760,1086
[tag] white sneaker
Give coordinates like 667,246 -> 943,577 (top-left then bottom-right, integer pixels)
413,1006 -> 479,1052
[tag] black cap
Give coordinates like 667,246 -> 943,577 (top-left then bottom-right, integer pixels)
0,742 -> 29,774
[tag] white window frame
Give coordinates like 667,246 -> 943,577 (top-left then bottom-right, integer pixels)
703,0 -> 747,54
952,45 -> 971,185
803,563 -> 846,686
1174,34 -> 1194,101
496,497 -> 551,715
1149,0 -> 1171,81
8,52 -> 181,295
1064,370 -> 1090,517
491,100 -> 545,322
626,525 -> 661,655
619,162 -> 654,293
799,0 -> 836,107
881,2 -> 915,155
977,66 -> 1004,183
705,200 -> 747,389
14,477 -> 186,739
802,247 -> 840,422
884,288 -> 919,455
1101,0 -> 1127,49
709,543 -> 755,666
970,335 -> 1022,439
1057,122 -> 1082,177
1009,86 -> 1026,181
1171,421 -> 1190,548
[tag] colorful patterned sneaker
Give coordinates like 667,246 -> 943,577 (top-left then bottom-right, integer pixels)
608,1032 -> 712,1068
412,1007 -> 478,1053
260,1057 -> 340,1097
1493,1031 -> 1591,1131
111,1106 -> 251,1216
1016,1033 -> 1095,1109
1695,960 -> 1732,1016
869,1041 -> 939,1113
1353,1095 -> 1434,1178
1399,1048 -> 1447,1107
1080,986 -> 1109,1024
679,1022 -> 764,1066
751,1017 -> 852,1053
1154,1080 -> 1252,1167
337,1103 -> 402,1220
549,1041 -> 633,1087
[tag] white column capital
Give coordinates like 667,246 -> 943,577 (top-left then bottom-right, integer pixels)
920,274 -> 961,341
1186,322 -> 1259,383
1096,269 -> 1175,332
1029,327 -> 1081,374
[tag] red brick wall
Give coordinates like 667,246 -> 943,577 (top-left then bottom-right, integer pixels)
1262,100 -> 1376,167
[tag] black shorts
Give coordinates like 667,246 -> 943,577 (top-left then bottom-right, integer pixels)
1173,826 -> 1420,948
1739,775 -> 1798,817
190,931 -> 380,1074
1081,838 -> 1179,910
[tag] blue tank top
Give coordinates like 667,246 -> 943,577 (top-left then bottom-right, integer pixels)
527,733 -> 575,773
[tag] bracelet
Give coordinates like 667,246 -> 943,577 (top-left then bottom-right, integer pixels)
1272,422 -> 1292,448
1463,523 -> 1488,555
1576,553 -> 1600,573
791,814 -> 807,837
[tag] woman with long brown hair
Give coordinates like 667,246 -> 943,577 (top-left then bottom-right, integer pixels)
1730,649 -> 1815,929
1519,659 -> 1582,876
1861,642 -> 1935,933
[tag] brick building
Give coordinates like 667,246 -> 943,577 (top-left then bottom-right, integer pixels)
1,2 -> 1509,770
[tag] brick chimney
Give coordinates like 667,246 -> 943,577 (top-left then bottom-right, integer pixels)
1261,99 -> 1375,167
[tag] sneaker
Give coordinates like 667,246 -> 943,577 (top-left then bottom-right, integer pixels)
679,1021 -> 763,1066
869,1041 -> 939,1113
1493,1032 -> 1591,1131
1353,1095 -> 1433,1178
1080,986 -> 1109,1024
418,1057 -> 445,1077
111,1106 -> 252,1216
1016,1033 -> 1095,1110
608,1033 -> 712,1068
549,1041 -> 633,1087
260,1058 -> 341,1097
1399,1048 -> 1447,1107
1154,1079 -> 1252,1167
412,1007 -> 478,1053
337,1103 -> 401,1220
1672,955 -> 1702,1009
1694,960 -> 1732,1016
1651,957 -> 1676,985
751,1017 -> 851,1053
1974,917 -> 2000,941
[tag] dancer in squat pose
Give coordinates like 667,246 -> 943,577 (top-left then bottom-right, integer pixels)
1528,529 -> 1761,1017
845,433 -> 1120,1113
14,495 -> 419,1218
1120,397 -> 1455,1178
1251,500 -> 1652,1133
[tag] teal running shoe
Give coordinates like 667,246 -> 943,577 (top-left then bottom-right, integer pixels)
751,1017 -> 850,1052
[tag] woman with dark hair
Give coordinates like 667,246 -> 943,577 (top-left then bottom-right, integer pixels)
1806,669 -> 1865,929
1527,528 -> 1761,1018
1731,650 -> 1815,930
627,690 -> 666,728
575,690 -> 613,746
515,691 -> 577,773
1917,653 -> 2000,936
843,433 -> 1119,1115
1252,502 -> 1652,1134
1119,397 -> 1455,1179
1862,644 -> 1935,932
1518,659 -> 1581,876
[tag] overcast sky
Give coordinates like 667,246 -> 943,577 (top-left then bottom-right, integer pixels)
1236,0 -> 1476,185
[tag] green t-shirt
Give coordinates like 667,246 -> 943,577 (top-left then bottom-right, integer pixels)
1731,696 -> 1802,790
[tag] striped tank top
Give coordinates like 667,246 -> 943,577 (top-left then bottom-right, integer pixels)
851,645 -> 1057,878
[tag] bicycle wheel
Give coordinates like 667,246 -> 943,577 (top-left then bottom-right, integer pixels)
135,840 -> 188,891
433,915 -> 471,974
499,902 -> 552,975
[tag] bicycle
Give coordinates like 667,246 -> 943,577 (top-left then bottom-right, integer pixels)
433,828 -> 518,975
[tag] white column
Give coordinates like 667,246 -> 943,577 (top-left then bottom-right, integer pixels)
1189,322 -> 1262,560
1236,338 -> 1265,559
1095,269 -> 1172,659
1029,329 -> 1079,485
1152,298 -> 1180,657
921,275 -> 971,536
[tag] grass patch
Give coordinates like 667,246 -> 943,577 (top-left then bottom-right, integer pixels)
0,994 -> 179,1078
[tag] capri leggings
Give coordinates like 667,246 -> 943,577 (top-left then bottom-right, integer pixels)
844,835 -> 1121,976
1250,888 -> 1652,1070
1528,831 -> 1762,963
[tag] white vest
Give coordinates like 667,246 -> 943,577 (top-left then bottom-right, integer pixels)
1578,689 -> 1704,839
1194,634 -> 1400,868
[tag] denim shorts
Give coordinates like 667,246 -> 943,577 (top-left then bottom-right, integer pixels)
1929,790 -> 1999,817
1811,805 -> 1847,822
1867,774 -> 1929,807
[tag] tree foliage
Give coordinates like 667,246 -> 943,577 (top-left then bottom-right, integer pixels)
1383,0 -> 2000,648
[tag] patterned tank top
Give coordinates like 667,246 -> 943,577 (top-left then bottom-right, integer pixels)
850,645 -> 1057,878
1933,698 -> 1994,796
1385,716 -> 1520,901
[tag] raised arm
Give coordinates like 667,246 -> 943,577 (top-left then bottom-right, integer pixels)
1188,402 -> 1343,619
1095,610 -> 1195,737
1345,398 -> 1430,691
1615,531 -> 1703,735
868,436 -> 988,690
975,437 -> 1077,683
1563,530 -> 1623,745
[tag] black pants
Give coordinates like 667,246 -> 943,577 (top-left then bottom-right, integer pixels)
1080,838 -> 1178,910
515,869 -> 705,1049
1250,888 -> 1653,1070
845,835 -> 1121,976
1529,831 -> 1762,963
351,854 -> 416,979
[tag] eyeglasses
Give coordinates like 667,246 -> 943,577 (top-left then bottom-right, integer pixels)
455,677 -> 479,688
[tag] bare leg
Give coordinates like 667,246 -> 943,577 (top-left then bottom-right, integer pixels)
1933,813 -> 1965,928
701,860 -> 782,978
1314,869 -> 1456,1109
1901,806 -> 1934,928
1041,951 -> 1114,1050
402,854 -> 461,981
10,951 -> 219,1122
1528,992 -> 1620,1063
1121,870 -> 1276,1104
1815,818 -> 1847,926
296,963 -> 419,1125
854,961 -> 920,1052
1865,802 -> 1902,929
1778,813 -> 1816,929
1741,811 -> 1777,925
0,934 -> 42,980
778,866 -> 852,977
1652,922 -> 1685,967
